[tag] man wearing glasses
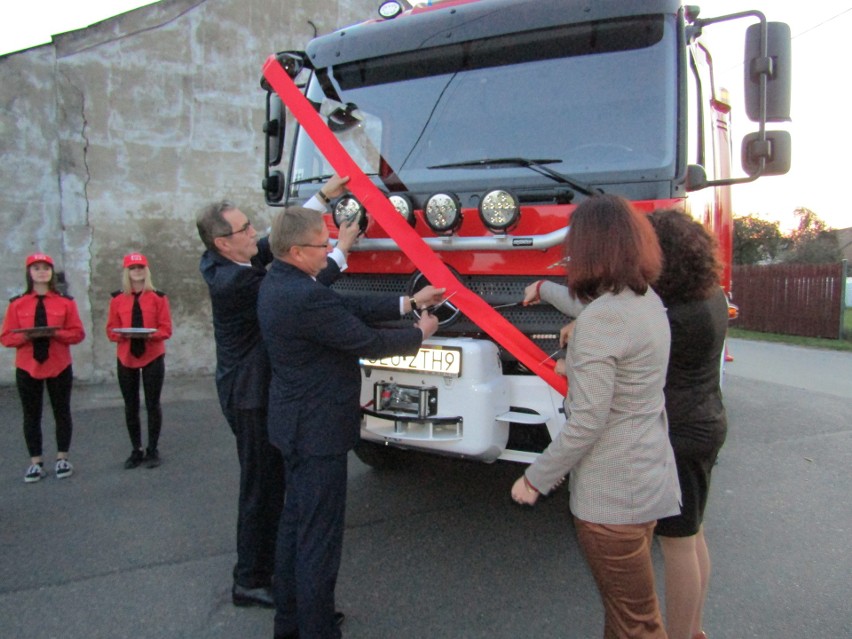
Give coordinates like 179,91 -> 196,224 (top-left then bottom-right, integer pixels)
258,206 -> 443,639
196,176 -> 359,609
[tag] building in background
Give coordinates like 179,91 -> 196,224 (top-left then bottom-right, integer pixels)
0,0 -> 373,383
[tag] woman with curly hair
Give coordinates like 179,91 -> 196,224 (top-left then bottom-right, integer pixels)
522,207 -> 728,639
647,209 -> 728,639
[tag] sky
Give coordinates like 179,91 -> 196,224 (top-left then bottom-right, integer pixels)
1,0 -> 849,232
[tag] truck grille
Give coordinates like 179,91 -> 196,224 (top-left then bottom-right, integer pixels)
331,274 -> 571,371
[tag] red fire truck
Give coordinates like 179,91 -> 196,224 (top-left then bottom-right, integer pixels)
261,0 -> 791,467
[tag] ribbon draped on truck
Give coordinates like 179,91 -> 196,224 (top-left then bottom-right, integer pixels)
263,56 -> 567,397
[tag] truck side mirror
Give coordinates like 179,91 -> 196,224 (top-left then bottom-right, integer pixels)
744,21 -> 792,123
685,164 -> 708,192
264,92 -> 284,168
263,170 -> 285,204
741,130 -> 791,176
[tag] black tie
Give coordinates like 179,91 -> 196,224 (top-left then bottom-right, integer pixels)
33,295 -> 49,363
130,293 -> 146,357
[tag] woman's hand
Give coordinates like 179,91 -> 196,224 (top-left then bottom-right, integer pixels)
522,280 -> 542,306
559,321 -> 575,348
511,475 -> 540,506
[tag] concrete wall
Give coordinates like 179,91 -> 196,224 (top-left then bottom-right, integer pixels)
0,0 -> 374,384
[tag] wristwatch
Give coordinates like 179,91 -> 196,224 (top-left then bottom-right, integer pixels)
409,297 -> 419,311
317,190 -> 331,205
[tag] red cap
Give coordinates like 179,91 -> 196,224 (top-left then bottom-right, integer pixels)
26,253 -> 54,267
123,253 -> 148,268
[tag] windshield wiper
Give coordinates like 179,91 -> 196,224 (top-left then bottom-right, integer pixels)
291,172 -> 378,186
428,157 -> 602,196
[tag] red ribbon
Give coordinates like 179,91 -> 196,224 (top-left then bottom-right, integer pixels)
263,56 -> 567,397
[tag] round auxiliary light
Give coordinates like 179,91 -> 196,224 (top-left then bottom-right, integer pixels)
388,194 -> 416,227
332,196 -> 368,233
378,0 -> 405,20
424,192 -> 462,234
479,189 -> 519,231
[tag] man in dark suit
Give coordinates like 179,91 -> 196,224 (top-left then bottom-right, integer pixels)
196,178 -> 358,608
258,206 -> 443,639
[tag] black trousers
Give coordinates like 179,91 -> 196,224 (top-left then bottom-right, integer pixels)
274,452 -> 348,639
223,406 -> 285,589
117,355 -> 165,451
16,365 -> 74,458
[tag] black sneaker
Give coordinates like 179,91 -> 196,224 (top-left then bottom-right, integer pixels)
124,449 -> 145,469
145,448 -> 160,469
55,458 -> 73,479
24,463 -> 46,483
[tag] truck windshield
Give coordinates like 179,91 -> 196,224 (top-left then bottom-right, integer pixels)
291,15 -> 677,195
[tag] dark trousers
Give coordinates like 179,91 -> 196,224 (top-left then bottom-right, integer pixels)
117,355 -> 165,451
224,407 -> 284,589
16,365 -> 74,458
274,453 -> 348,639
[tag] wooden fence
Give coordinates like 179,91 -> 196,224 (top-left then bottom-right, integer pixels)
731,262 -> 846,338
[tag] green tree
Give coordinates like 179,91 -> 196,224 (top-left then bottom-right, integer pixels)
783,207 -> 841,264
733,215 -> 783,264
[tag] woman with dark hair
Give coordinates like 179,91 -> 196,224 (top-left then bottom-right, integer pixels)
106,253 -> 173,469
522,208 -> 728,639
1,253 -> 85,482
647,209 -> 728,639
511,195 -> 680,639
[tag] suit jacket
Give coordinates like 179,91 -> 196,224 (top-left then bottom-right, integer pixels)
526,288 -> 681,525
199,237 -> 341,412
258,260 -> 423,457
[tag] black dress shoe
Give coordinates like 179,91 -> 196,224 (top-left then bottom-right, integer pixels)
273,612 -> 344,638
232,583 -> 274,608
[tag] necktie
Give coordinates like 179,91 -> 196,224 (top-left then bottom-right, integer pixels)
32,295 -> 50,363
130,293 -> 146,357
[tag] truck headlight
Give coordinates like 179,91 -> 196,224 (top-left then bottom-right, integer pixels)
424,192 -> 462,234
479,189 -> 519,232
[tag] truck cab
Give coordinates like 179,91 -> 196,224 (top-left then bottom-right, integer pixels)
261,0 -> 791,466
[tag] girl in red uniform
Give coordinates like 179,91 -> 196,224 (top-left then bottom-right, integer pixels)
1,253 -> 86,482
106,253 -> 173,469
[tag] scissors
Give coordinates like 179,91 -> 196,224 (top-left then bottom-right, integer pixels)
423,290 -> 458,313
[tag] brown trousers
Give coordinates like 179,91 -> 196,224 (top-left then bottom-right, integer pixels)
574,517 -> 667,639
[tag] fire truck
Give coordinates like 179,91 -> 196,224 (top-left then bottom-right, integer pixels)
260,0 -> 792,467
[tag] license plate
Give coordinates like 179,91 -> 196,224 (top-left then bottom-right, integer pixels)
362,345 -> 462,377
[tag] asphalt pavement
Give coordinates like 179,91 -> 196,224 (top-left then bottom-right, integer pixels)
0,338 -> 850,638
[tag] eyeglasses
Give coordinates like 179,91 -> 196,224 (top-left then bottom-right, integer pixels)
218,220 -> 253,238
297,240 -> 331,249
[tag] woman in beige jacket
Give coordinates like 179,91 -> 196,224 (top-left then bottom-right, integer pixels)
511,194 -> 680,639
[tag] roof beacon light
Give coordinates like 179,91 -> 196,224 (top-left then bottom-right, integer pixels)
378,1 -> 407,20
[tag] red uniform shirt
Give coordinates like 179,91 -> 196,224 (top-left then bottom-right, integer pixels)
1,291 -> 86,379
106,289 -> 172,368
